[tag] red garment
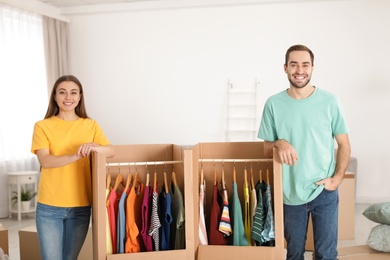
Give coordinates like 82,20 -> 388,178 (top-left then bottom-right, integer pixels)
141,185 -> 153,251
209,184 -> 228,245
107,189 -> 121,254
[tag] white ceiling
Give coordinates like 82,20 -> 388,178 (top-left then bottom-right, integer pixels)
32,0 -> 342,9
4,0 -> 345,21
36,0 -> 163,8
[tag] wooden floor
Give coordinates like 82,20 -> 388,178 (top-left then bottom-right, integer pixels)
0,203 -> 379,260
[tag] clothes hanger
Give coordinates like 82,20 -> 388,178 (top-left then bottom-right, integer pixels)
200,162 -> 204,185
153,165 -> 158,192
171,169 -> 178,187
213,162 -> 217,186
233,161 -> 237,184
106,171 -> 111,208
145,163 -> 150,187
258,162 -> 263,183
266,160 -> 270,185
222,162 -> 226,190
266,169 -> 270,186
163,170 -> 169,194
132,163 -> 141,191
146,172 -> 150,187
106,169 -> 111,190
113,166 -> 124,192
244,162 -> 248,189
123,173 -> 132,194
250,163 -> 255,190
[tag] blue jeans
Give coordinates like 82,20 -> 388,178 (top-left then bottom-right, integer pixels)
284,188 -> 339,260
36,202 -> 91,260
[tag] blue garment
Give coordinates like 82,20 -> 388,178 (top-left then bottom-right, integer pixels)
261,184 -> 275,243
284,188 -> 339,260
36,202 -> 91,260
117,192 -> 128,253
159,189 -> 172,250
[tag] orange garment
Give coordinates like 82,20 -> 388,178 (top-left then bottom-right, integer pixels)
125,183 -> 145,253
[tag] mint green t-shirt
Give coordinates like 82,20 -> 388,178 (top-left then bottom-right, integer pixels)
258,87 -> 349,205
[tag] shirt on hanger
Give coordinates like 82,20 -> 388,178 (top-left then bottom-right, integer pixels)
148,190 -> 161,251
105,189 -> 113,254
252,180 -> 267,245
209,183 -> 228,245
107,189 -> 120,254
229,182 -> 249,246
125,183 -> 145,253
159,188 -> 173,250
243,185 -> 252,245
262,184 -> 275,245
218,188 -> 232,237
141,185 -> 153,252
117,191 -> 128,253
250,186 -> 257,246
171,182 -> 185,249
198,180 -> 208,245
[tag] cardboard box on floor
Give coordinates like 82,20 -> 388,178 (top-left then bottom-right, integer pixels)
191,142 -> 284,260
18,225 -> 92,260
0,223 -> 8,256
91,142 -> 284,260
305,172 -> 356,251
92,144 -> 195,260
338,245 -> 390,259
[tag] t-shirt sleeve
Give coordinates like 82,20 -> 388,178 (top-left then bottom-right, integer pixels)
93,121 -> 111,146
332,97 -> 349,135
31,122 -> 49,154
258,99 -> 277,142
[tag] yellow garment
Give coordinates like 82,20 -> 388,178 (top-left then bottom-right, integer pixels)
106,188 -> 113,254
31,116 -> 110,207
243,186 -> 252,245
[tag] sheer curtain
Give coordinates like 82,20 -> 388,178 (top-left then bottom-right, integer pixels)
0,4 -> 47,217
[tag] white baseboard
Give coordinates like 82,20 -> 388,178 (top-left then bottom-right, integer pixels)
356,196 -> 390,204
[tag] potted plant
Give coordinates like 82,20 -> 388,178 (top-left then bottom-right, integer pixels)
11,187 -> 37,211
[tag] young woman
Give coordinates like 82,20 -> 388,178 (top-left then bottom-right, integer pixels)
31,75 -> 115,260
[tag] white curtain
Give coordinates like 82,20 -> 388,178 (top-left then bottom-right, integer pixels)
0,4 -> 47,218
42,15 -> 69,96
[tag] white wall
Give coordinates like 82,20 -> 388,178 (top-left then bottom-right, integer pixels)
65,0 -> 390,203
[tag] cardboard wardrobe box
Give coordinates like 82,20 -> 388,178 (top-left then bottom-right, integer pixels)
191,142 -> 284,260
19,225 -> 93,260
0,223 -> 8,256
338,245 -> 390,259
305,172 -> 356,251
92,144 -> 195,260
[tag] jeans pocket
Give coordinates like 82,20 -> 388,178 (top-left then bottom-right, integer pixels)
323,187 -> 338,192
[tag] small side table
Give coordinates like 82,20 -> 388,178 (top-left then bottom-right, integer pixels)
8,171 -> 39,221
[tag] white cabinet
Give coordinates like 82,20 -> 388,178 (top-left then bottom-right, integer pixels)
8,171 -> 39,221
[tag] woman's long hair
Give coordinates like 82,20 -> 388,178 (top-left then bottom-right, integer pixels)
44,75 -> 89,119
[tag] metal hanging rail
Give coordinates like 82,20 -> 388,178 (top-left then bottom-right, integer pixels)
198,158 -> 272,163
105,160 -> 183,167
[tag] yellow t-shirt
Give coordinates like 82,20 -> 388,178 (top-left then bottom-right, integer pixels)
31,116 -> 111,207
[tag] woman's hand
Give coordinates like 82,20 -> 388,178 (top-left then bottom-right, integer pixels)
77,142 -> 100,158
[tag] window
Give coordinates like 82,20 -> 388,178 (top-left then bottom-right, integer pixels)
0,4 -> 47,169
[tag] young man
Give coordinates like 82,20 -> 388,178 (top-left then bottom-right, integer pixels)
258,44 -> 351,260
